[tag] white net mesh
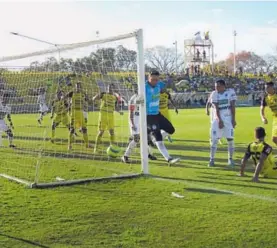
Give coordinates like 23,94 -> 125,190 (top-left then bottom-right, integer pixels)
0,31 -> 145,186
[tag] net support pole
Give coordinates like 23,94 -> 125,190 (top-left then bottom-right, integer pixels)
136,29 -> 149,174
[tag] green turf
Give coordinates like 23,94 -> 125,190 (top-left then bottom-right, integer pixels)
1,107 -> 277,248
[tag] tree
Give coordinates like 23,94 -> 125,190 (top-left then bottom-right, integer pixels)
115,45 -> 137,71
90,48 -> 116,73
145,46 -> 184,74
225,51 -> 267,74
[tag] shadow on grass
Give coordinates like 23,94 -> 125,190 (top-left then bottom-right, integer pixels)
198,172 -> 277,185
165,143 -> 247,153
152,175 -> 276,191
185,187 -> 232,195
0,233 -> 49,248
172,139 -> 209,143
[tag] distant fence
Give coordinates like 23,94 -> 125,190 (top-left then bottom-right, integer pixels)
170,91 -> 263,108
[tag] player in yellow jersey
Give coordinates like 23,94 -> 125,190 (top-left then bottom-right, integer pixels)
159,88 -> 178,142
50,91 -> 70,143
92,84 -> 123,153
240,127 -> 277,182
67,82 -> 89,150
260,82 -> 277,145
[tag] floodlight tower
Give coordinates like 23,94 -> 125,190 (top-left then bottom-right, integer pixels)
184,32 -> 214,74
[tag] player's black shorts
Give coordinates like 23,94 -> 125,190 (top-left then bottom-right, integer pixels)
147,113 -> 175,141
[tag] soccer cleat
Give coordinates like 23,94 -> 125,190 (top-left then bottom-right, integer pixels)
168,157 -> 180,166
228,158 -> 235,167
167,135 -> 173,143
68,145 -> 72,151
37,119 -> 41,125
50,139 -> 55,144
121,156 -> 130,164
148,154 -> 157,160
208,159 -> 215,167
9,144 -> 16,148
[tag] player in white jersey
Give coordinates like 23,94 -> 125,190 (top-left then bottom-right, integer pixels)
37,88 -> 49,125
209,79 -> 237,167
122,85 -> 157,163
0,93 -> 15,148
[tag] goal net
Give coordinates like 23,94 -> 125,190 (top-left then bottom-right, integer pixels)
0,29 -> 148,188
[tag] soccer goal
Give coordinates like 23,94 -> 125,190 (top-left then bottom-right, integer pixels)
0,29 -> 149,188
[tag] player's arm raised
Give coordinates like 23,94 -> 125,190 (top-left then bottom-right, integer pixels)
114,93 -> 124,115
168,93 -> 178,114
260,96 -> 268,124
92,93 -> 101,102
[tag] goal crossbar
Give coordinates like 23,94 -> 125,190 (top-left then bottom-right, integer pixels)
0,30 -> 139,63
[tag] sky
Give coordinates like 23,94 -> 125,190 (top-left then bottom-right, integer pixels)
0,1 -> 277,67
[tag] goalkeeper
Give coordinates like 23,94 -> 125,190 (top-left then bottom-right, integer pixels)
0,93 -> 15,148
92,84 -> 123,153
50,91 -> 70,143
67,82 -> 89,150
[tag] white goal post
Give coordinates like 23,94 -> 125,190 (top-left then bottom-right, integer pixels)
0,29 -> 149,188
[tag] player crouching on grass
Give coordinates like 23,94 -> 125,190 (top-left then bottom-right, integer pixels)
122,84 -> 157,164
239,127 -> 277,182
0,93 -> 15,148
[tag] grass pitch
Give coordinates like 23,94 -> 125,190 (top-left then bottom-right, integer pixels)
1,107 -> 277,248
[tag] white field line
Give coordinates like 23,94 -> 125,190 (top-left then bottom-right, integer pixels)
153,176 -> 277,203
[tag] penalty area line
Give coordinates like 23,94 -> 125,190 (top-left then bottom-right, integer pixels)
152,176 -> 277,203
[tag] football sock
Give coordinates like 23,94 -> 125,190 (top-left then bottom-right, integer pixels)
110,134 -> 115,145
155,141 -> 170,160
83,132 -> 89,146
210,139 -> 218,160
228,140 -> 234,159
161,130 -> 169,140
124,140 -> 137,157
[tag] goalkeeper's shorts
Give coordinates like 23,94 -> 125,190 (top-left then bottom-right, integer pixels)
160,108 -> 171,123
